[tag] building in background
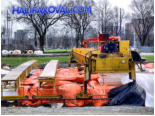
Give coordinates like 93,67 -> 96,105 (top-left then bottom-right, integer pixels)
14,29 -> 35,51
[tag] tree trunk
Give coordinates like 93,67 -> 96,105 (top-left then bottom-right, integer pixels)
39,35 -> 45,52
141,34 -> 147,46
75,32 -> 80,48
80,34 -> 84,48
76,38 -> 79,48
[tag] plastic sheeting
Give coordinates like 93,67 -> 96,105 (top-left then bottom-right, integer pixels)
100,72 -> 154,107
104,81 -> 146,106
136,73 -> 154,107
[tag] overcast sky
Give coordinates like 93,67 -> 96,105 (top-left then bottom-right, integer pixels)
2,0 -> 132,11
1,0 -> 133,34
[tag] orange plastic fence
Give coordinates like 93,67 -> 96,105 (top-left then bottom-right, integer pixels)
19,67 -> 120,107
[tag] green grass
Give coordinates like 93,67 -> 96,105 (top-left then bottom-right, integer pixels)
2,56 -> 69,67
44,49 -> 71,53
2,55 -> 153,67
142,56 -> 154,61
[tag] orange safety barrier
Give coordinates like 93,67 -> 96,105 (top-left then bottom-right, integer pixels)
144,63 -> 154,74
18,67 -> 119,107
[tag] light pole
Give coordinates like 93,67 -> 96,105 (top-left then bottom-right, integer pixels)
133,29 -> 136,48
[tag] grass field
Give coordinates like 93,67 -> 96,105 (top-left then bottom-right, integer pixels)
44,49 -> 71,53
2,56 -> 69,67
1,56 -> 154,67
142,56 -> 154,61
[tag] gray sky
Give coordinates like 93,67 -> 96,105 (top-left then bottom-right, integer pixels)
2,0 -> 132,11
1,0 -> 133,34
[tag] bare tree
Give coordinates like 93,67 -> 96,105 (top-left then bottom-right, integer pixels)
131,0 -> 154,46
63,0 -> 94,47
96,0 -> 113,34
112,7 -> 125,36
13,0 -> 64,51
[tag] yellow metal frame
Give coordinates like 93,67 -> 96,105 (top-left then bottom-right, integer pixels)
69,40 -> 136,98
35,78 -> 62,99
35,60 -> 61,99
1,60 -> 38,100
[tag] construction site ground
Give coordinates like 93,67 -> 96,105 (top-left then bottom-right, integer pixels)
1,106 -> 154,115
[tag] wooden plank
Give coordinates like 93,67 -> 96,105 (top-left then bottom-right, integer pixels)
39,60 -> 58,78
2,60 -> 38,81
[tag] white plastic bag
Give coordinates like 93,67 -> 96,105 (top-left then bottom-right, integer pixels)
34,50 -> 43,55
2,50 -> 9,55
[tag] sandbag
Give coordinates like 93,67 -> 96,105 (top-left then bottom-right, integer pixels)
13,50 -> 21,55
56,68 -> 79,81
87,80 -> 118,106
34,50 -> 43,55
2,50 -> 9,55
41,80 -> 74,88
18,68 -> 119,107
76,74 -> 100,83
59,83 -> 84,107
104,81 -> 146,106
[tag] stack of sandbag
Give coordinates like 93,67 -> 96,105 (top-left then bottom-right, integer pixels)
8,50 -> 14,55
2,50 -> 9,55
26,50 -> 33,55
34,50 -> 43,55
87,80 -> 117,106
18,67 -> 120,107
13,50 -> 21,55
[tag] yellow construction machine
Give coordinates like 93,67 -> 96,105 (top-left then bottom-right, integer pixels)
69,33 -> 145,99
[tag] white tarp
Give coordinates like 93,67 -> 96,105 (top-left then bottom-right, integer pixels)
98,72 -> 154,107
136,73 -> 154,108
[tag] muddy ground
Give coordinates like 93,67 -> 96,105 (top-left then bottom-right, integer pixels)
1,106 -> 154,115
